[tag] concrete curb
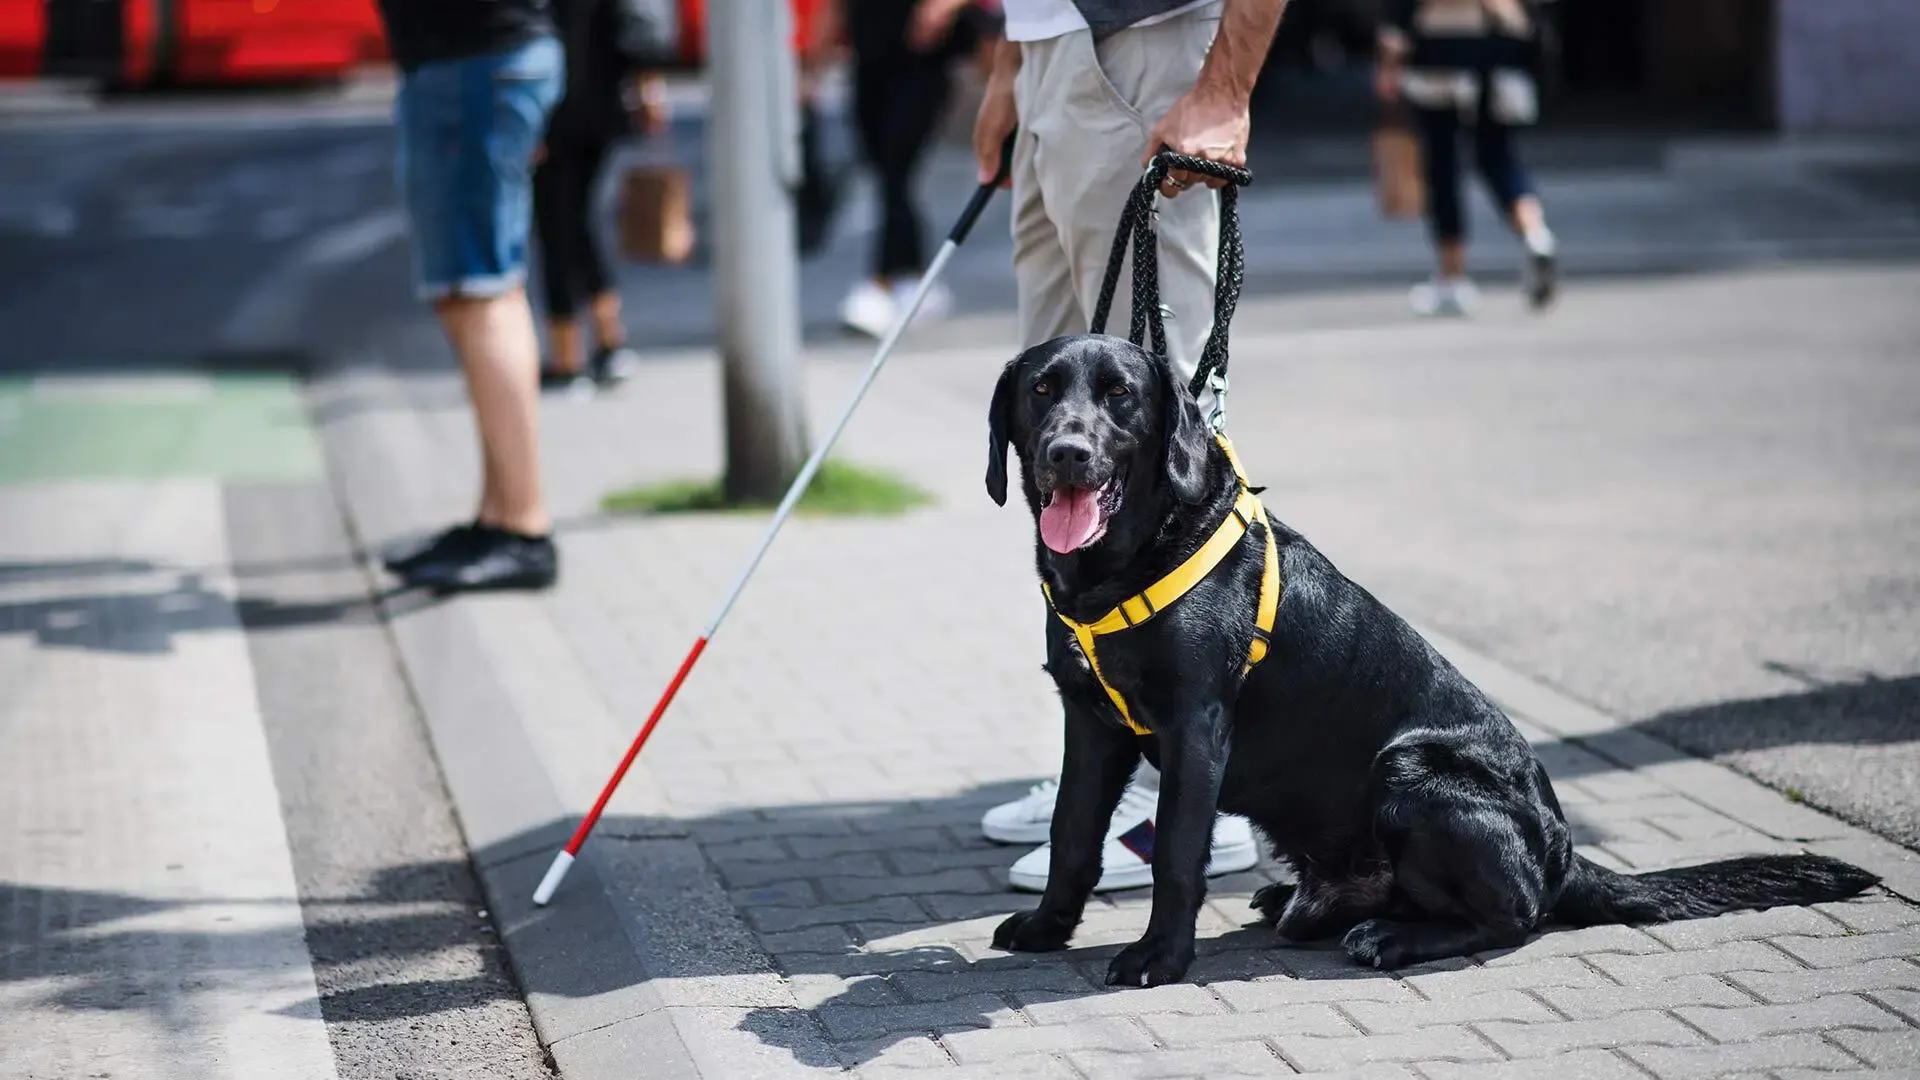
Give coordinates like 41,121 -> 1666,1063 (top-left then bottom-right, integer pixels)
306,362 -> 723,1080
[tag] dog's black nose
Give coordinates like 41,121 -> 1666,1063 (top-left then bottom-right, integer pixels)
1046,437 -> 1093,468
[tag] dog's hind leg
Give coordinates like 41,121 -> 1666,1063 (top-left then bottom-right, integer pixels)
1250,881 -> 1293,925
1273,863 -> 1395,943
1343,916 -> 1529,969
1346,739 -> 1561,970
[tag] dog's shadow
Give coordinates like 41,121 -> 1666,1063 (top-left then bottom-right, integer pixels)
733,858 -> 1471,1070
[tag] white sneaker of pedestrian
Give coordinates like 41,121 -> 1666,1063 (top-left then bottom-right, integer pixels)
593,344 -> 643,387
1007,806 -> 1261,894
981,778 -> 1059,845
838,279 -> 896,339
891,275 -> 952,326
1410,276 -> 1478,318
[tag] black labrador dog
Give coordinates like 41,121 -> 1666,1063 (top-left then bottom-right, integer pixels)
985,334 -> 1878,988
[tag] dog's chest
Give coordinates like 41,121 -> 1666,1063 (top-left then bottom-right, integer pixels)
1046,621 -> 1161,730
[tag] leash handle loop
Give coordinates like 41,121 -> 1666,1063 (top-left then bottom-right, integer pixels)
1089,150 -> 1252,402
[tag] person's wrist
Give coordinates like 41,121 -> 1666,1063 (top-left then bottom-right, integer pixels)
992,37 -> 1021,77
1192,68 -> 1249,113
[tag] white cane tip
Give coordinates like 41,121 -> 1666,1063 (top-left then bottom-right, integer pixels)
532,850 -> 575,906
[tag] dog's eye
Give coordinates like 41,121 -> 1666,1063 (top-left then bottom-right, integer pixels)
1032,381 -> 1050,396
1107,384 -> 1130,398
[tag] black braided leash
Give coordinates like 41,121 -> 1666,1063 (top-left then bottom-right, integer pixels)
1090,151 -> 1253,401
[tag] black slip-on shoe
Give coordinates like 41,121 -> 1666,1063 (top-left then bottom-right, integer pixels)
404,526 -> 557,593
381,520 -> 481,575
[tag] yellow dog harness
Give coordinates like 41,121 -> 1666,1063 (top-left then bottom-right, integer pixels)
1041,435 -> 1282,736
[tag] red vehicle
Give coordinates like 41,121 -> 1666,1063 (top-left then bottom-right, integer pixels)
0,0 -> 388,86
0,0 -> 824,88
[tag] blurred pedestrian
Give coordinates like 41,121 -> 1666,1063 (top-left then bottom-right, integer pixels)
535,0 -> 674,396
375,0 -> 565,591
969,0 -> 1290,894
817,0 -> 989,339
1377,0 -> 1558,316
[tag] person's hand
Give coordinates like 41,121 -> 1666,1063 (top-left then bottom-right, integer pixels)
532,142 -> 546,166
1375,64 -> 1401,104
1142,81 -> 1248,198
908,0 -> 969,53
973,55 -> 1018,187
631,72 -> 669,135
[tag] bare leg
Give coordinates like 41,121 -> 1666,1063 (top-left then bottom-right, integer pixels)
589,290 -> 625,350
547,317 -> 584,375
1510,194 -> 1547,239
434,287 -> 550,537
1438,240 -> 1467,281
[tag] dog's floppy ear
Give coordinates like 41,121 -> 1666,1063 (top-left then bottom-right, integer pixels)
1160,357 -> 1211,504
985,356 -> 1019,506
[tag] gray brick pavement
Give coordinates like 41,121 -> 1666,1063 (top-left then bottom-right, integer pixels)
322,299 -> 1920,1079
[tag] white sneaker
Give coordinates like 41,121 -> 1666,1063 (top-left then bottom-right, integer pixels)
838,279 -> 896,339
1410,276 -> 1478,318
982,778 -> 1060,845
591,344 -> 643,387
891,276 -> 952,326
1007,808 -> 1261,894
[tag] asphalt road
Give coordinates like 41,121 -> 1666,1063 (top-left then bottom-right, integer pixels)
0,94 -> 1914,1075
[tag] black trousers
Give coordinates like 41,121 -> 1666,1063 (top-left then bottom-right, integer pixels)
533,135 -> 613,321
1412,94 -> 1535,245
852,56 -> 951,279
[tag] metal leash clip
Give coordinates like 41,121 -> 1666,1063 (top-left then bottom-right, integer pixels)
1206,370 -> 1230,433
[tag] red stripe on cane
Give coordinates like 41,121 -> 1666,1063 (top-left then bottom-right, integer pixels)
561,635 -> 710,857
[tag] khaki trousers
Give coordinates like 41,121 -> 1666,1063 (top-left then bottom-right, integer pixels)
1011,4 -> 1222,394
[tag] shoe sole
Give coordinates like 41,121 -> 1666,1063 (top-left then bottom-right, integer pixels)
982,820 -> 1053,846
841,318 -> 889,340
1009,862 -> 1155,894
416,569 -> 558,594
1006,840 -> 1261,893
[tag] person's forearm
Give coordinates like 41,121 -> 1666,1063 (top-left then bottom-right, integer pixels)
989,34 -> 1021,78
1195,0 -> 1289,102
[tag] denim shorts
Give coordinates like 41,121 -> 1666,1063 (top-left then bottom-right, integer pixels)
394,36 -> 564,301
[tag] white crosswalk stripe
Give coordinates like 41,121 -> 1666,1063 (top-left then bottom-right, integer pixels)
0,480 -> 340,1080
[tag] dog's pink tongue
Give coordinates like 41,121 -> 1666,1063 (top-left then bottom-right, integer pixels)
1040,487 -> 1104,553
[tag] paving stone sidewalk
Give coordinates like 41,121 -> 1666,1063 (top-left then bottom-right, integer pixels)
314,278 -> 1920,1080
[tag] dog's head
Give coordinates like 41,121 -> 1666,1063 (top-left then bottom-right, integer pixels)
985,334 -> 1211,554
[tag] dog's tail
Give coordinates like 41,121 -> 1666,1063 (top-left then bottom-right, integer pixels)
1553,853 -> 1879,926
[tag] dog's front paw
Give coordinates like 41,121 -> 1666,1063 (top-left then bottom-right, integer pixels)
1341,919 -> 1412,970
1250,882 -> 1295,925
992,908 -> 1075,953
1105,936 -> 1195,988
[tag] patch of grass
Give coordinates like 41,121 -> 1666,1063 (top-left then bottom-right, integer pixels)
1783,787 -> 1807,804
601,459 -> 933,517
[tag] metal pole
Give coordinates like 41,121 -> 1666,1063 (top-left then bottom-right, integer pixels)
709,0 -> 810,502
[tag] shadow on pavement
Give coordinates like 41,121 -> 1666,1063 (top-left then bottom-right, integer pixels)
0,569 -> 440,651
0,863 -> 525,1026
1530,671 -> 1920,783
463,785 -> 1501,1070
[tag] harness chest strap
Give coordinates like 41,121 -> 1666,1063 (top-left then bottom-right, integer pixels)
1042,437 -> 1282,736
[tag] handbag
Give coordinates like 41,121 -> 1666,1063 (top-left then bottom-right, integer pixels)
617,164 -> 697,264
1372,105 -> 1425,220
